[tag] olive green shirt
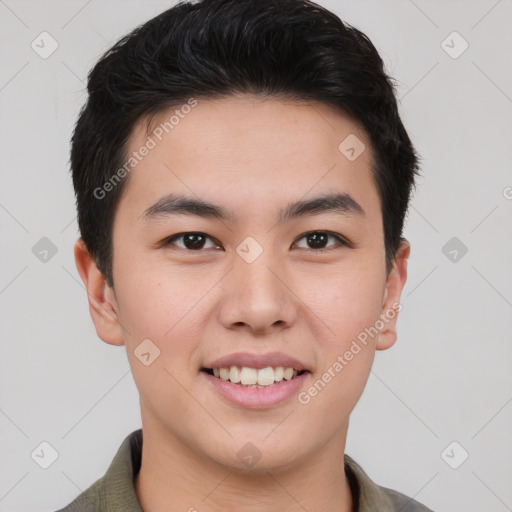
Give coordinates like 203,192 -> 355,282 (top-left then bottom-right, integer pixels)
56,429 -> 434,512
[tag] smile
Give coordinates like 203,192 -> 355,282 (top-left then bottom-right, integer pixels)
200,367 -> 310,408
202,366 -> 307,387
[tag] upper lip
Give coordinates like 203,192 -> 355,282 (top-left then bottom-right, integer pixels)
203,352 -> 310,371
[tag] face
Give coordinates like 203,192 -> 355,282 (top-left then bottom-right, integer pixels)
76,95 -> 409,472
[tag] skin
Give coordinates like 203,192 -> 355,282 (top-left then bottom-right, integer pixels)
75,95 -> 410,512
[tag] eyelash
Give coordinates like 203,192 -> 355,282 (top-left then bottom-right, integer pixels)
162,231 -> 350,252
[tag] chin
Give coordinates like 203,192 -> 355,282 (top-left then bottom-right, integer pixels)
206,434 -> 307,475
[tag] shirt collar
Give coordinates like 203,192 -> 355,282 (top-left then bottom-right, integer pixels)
88,429 -> 406,512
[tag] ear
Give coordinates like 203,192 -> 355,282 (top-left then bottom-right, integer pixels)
74,238 -> 125,346
376,239 -> 410,351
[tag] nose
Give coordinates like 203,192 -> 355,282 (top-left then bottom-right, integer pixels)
217,250 -> 298,335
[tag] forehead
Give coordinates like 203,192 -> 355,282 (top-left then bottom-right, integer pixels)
118,95 -> 381,223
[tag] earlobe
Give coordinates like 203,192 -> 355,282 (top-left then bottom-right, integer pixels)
74,238 -> 125,346
376,240 -> 410,351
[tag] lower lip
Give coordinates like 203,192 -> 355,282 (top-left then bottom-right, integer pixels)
200,371 -> 310,409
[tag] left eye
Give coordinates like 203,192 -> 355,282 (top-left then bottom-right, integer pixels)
293,231 -> 347,251
164,231 -> 346,251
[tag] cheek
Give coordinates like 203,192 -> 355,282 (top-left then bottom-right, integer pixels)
297,269 -> 381,418
112,254 -> 221,380
112,255 -> 204,350
114,268 -> 206,403
113,237 -> 179,318
296,262 -> 384,345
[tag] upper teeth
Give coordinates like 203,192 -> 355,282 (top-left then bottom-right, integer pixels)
212,366 -> 299,386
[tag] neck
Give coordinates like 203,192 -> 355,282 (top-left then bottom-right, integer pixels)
134,417 -> 354,512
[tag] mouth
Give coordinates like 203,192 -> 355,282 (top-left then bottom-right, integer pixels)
200,366 -> 309,388
200,365 -> 311,408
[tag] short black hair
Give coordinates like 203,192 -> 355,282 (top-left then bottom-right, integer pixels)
71,0 -> 420,286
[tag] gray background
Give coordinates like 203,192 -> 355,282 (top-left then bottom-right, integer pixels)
1,1 -> 511,511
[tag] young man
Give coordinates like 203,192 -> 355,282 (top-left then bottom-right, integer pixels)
58,0 -> 433,510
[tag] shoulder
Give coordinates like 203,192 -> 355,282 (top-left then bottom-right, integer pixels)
54,481 -> 103,512
380,485 -> 435,512
344,454 -> 435,512
54,429 -> 143,512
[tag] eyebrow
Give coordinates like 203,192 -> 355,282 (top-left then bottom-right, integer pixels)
141,192 -> 365,224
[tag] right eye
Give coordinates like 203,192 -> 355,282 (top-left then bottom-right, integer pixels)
163,232 -> 222,251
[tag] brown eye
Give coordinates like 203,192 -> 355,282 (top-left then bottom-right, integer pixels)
165,232 -> 220,250
294,231 -> 347,250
